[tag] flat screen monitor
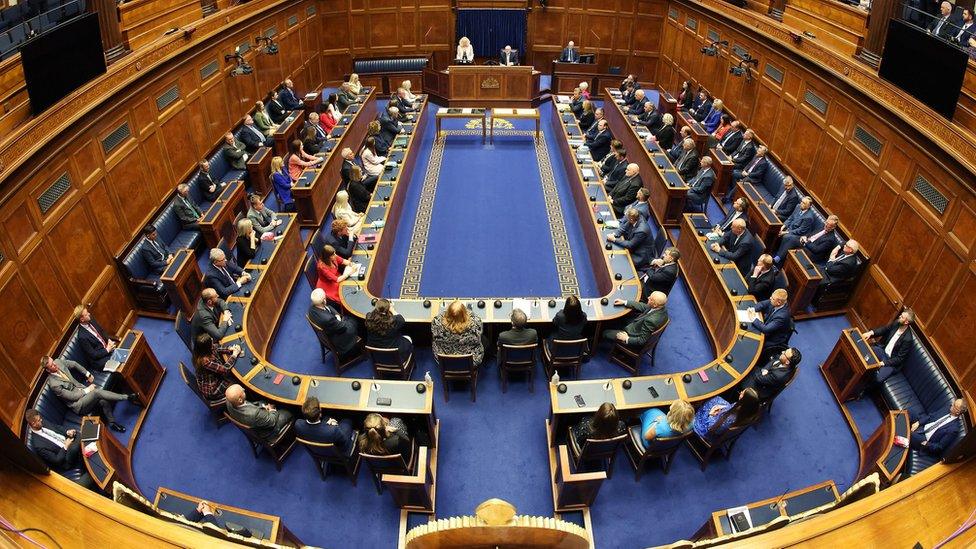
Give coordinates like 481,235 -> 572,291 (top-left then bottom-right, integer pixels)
21,13 -> 106,115
878,19 -> 966,119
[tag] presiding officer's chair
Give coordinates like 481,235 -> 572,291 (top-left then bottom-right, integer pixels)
297,431 -> 361,485
542,338 -> 588,380
625,424 -> 692,480
434,353 -> 478,402
306,313 -> 365,375
360,438 -> 416,494
609,318 -> 670,375
568,428 -> 628,479
224,413 -> 297,471
498,343 -> 538,393
365,345 -> 415,380
178,362 -> 227,427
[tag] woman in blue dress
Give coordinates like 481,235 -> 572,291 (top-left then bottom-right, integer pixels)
639,400 -> 694,447
693,388 -> 761,441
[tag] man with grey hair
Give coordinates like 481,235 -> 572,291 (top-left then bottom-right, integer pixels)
610,163 -> 643,218
604,291 -> 669,348
308,288 -> 359,357
205,247 -> 251,299
498,308 -> 538,347
608,208 -> 654,270
624,89 -> 647,115
225,384 -> 293,444
909,398 -> 967,458
174,183 -> 203,230
675,137 -> 700,180
337,82 -> 359,110
191,288 -> 234,341
823,239 -> 859,283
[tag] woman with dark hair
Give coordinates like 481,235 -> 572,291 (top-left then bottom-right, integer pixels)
347,164 -> 371,213
301,126 -> 325,156
366,299 -> 412,360
358,413 -> 412,456
287,139 -> 321,180
431,300 -> 485,366
315,244 -> 356,306
713,114 -> 733,140
571,402 -> 625,444
551,295 -> 587,340
321,93 -> 340,134
678,81 -> 694,110
192,334 -> 241,401
693,387 -> 761,441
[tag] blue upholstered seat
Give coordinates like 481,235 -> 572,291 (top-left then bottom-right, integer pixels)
120,198 -> 200,283
755,160 -> 786,203
207,149 -> 245,183
353,57 -> 428,74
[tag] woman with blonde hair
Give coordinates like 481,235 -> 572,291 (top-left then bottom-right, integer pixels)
235,217 -> 260,266
253,100 -> 275,136
358,413 -> 411,456
431,300 -> 485,365
332,190 -> 365,235
456,36 -> 474,63
639,400 -> 694,446
401,80 -> 417,103
270,156 -> 294,211
579,100 -> 595,131
347,73 -> 362,94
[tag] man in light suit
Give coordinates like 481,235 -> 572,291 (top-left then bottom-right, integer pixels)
674,138 -> 701,181
174,183 -> 203,231
277,79 -> 303,111
294,397 -> 354,454
718,121 -> 744,154
803,214 -> 841,264
710,218 -> 755,277
499,45 -> 519,66
823,239 -> 859,283
139,226 -> 173,276
773,196 -> 816,263
585,119 -> 613,161
42,356 -> 136,432
191,288 -> 235,342
24,409 -> 94,488
603,291 -> 669,348
685,156 -> 715,210
73,305 -> 119,371
909,398 -> 967,457
769,176 -> 800,220
642,247 -> 680,295
609,163 -> 643,218
739,347 -> 801,402
225,384 -> 293,444
498,309 -> 538,346
194,160 -> 223,203
246,194 -> 281,237
748,289 -> 794,360
308,288 -> 359,357
608,209 -> 654,270
238,114 -> 271,153
221,132 -> 248,170
560,40 -> 580,62
205,248 -> 251,299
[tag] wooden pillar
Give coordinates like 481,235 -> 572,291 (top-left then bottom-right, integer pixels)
856,0 -> 900,68
87,0 -> 126,62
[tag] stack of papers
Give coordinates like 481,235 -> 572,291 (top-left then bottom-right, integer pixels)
516,108 -> 537,116
556,95 -> 572,103
461,108 -> 473,114
581,168 -> 596,180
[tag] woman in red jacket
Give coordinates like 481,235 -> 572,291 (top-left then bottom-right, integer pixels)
316,244 -> 357,306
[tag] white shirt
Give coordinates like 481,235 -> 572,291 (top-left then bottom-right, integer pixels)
32,426 -> 66,447
923,413 -> 954,441
884,327 -> 906,358
456,44 -> 474,61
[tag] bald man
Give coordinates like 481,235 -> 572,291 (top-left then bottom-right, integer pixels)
609,163 -> 643,218
823,239 -> 859,283
603,292 -> 669,348
225,384 -> 293,443
191,288 -> 235,341
561,40 -> 580,62
748,288 -> 794,359
710,218 -> 755,276
909,398 -> 967,458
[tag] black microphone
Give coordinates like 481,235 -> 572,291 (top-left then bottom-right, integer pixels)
769,486 -> 792,511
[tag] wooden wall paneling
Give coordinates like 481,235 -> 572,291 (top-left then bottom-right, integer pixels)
350,13 -> 369,50
928,266 -> 976,387
950,199 -> 976,254
874,201 -> 939,300
0,194 -> 39,260
849,171 -> 898,255
782,110 -> 822,185
157,109 -> 201,195
46,207 -> 110,302
0,270 -> 59,401
87,268 -> 134,335
84,177 -> 130,257
905,242 -> 965,328
20,243 -> 74,328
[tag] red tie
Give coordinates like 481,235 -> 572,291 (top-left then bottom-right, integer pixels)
84,323 -> 107,348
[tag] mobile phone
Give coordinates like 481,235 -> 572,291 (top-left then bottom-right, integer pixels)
574,395 -> 585,407
376,397 -> 392,406
648,386 -> 659,398
699,370 -> 710,382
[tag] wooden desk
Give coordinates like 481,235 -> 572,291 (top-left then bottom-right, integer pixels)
710,147 -> 735,201
160,248 -> 202,318
550,61 -> 620,99
381,422 -> 438,513
695,480 -> 840,539
821,328 -> 881,403
154,486 -> 303,545
491,108 -> 540,141
80,416 -> 137,494
658,90 -> 678,117
784,248 -> 824,315
859,410 -> 910,485
199,181 -> 246,248
604,87 -> 688,228
246,147 -> 272,197
738,182 -> 783,249
546,419 -> 606,512
422,65 -> 540,108
272,112 -> 305,156
435,107 -> 487,142
677,109 -> 710,156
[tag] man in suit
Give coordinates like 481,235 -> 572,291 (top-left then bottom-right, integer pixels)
772,196 -> 816,263
320,219 -> 357,260
733,145 -> 769,184
140,226 -> 173,276
739,347 -> 802,402
308,288 -> 359,357
246,194 -> 281,236
294,396 -> 355,453
729,129 -> 757,171
175,183 -> 203,231
266,96 -> 287,124
749,289 -> 794,359
225,384 -> 293,444
393,88 -> 416,115
305,112 -> 331,148
73,306 -> 119,371
608,209 -> 654,270
277,79 -> 303,111
702,99 -> 724,133
620,188 -> 651,223
624,90 -> 646,115
823,239 -> 859,283
377,106 -> 404,151
583,108 -> 605,141
560,40 -> 580,62
238,115 -> 271,153
862,309 -> 915,387
339,147 -> 357,189
500,45 -> 519,66
609,163 -> 643,218
637,102 -> 663,133
619,74 -> 638,92
674,138 -> 701,181
205,248 -> 251,299
718,121 -> 744,154
602,291 -> 669,348
929,1 -> 955,38
642,247 -> 680,295
689,91 -> 712,121
746,254 -> 778,302
765,176 -> 800,220
909,398 -> 967,457
24,409 -> 94,488
602,148 -> 629,190
803,214 -> 841,264
191,288 -> 235,342
221,132 -> 248,170
194,160 -> 223,203
710,218 -> 755,277
337,83 -> 360,111
585,119 -> 613,161
714,197 -> 748,236
951,8 -> 975,43
498,309 -> 538,347
668,127 -> 693,161
685,156 -> 715,210
41,356 -> 136,433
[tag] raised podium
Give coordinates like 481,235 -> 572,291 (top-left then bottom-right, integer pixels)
821,328 -> 881,403
422,65 -> 541,108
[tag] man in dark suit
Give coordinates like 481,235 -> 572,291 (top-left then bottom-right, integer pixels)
74,306 -> 119,371
320,219 -> 357,260
221,132 -> 248,170
294,396 -> 354,454
175,183 -> 203,231
668,127 -> 693,161
205,248 -> 251,299
337,83 -> 359,111
689,91 -> 712,121
266,96 -> 287,124
194,160 -> 223,203
714,197 -> 748,235
674,138 -> 700,181
642,247 -> 680,295
560,41 -> 580,62
739,347 -> 801,402
734,145 -> 769,186
909,398 -> 967,457
308,288 -> 359,357
42,356 -> 136,433
769,176 -> 801,220
929,1 -> 955,37
710,218 -> 755,277
583,108 -> 605,141
862,309 -> 915,387
637,103 -> 663,133
393,88 -> 416,114
278,79 -> 303,111
24,409 -> 94,488
140,226 -> 173,276
608,209 -> 654,270
191,289 -> 235,342
498,309 -> 538,347
749,289 -> 794,359
772,196 -> 816,263
603,292 -> 669,348
718,121 -> 744,154
823,239 -> 860,283
377,106 -> 404,151
305,112 -> 331,145
499,45 -> 519,66
609,163 -> 643,218
225,384 -> 293,443
620,188 -> 651,223
238,114 -> 271,153
951,8 -> 975,43
803,214 -> 842,264
602,148 -> 629,190
585,119 -> 613,161
624,90 -> 647,115
685,156 -> 715,210
746,254 -> 778,302
339,147 -> 357,189
729,129 -> 757,170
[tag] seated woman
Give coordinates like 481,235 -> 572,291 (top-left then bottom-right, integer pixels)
402,80 -> 418,103
361,136 -> 386,181
301,126 -> 326,156
270,156 -> 294,212
431,300 -> 485,366
286,139 -> 322,181
639,400 -> 694,447
333,190 -> 365,235
321,93 -> 340,134
235,218 -> 260,267
651,113 -> 677,150
365,299 -> 413,360
578,101 -> 596,131
550,295 -> 587,341
579,81 -> 591,100
192,334 -> 241,402
253,100 -> 275,136
347,73 -> 362,94
713,114 -> 733,140
347,164 -> 371,213
455,36 -> 474,63
571,402 -> 625,445
316,244 -> 357,306
693,388 -> 761,441
359,413 -> 412,457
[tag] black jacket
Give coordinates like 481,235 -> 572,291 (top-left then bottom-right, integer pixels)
870,322 -> 914,370
309,304 -> 358,356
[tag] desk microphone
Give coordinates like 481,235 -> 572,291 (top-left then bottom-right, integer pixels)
262,365 -> 272,379
616,272 -> 639,293
769,486 -> 792,511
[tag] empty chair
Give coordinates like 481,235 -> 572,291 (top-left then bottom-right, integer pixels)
652,228 -> 669,257
297,431 -> 360,484
360,438 -> 416,494
302,253 -> 318,288
498,343 -> 537,393
178,362 -> 226,427
224,412 -> 297,471
174,310 -> 193,351
625,426 -> 692,480
542,338 -> 588,380
435,353 -> 478,402
609,318 -> 669,375
306,313 -> 365,374
568,429 -> 628,479
685,424 -> 749,471
366,345 -> 415,380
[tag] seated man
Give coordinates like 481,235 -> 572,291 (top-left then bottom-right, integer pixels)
294,396 -> 354,454
308,288 -> 359,358
174,183 -> 204,231
602,147 -> 628,190
710,218 -> 755,277
768,176 -> 801,221
224,384 -> 293,443
609,163 -> 643,218
637,102 -> 662,132
739,347 -> 802,402
803,214 -> 841,264
337,82 -> 360,110
685,156 -> 715,210
238,115 -> 272,153
620,187 -> 651,223
772,196 -> 816,263
688,90 -> 712,121
320,219 -> 357,260
623,90 -> 646,114
909,398 -> 967,457
73,305 -> 120,371
266,96 -> 287,124
560,40 -> 580,63
748,289 -> 794,360
139,225 -> 173,276
24,409 -> 94,488
205,248 -> 251,299
674,138 -> 700,181
717,120 -> 743,154
304,112 -> 331,151
500,45 -> 519,66
668,127 -> 693,161
194,160 -> 223,203
732,145 -> 769,185
642,247 -> 680,295
498,309 -> 538,347
186,501 -> 222,528
746,254 -> 778,302
42,355 -> 137,433
277,78 -> 303,111
221,132 -> 249,171
823,239 -> 860,283
191,288 -> 235,342
729,130 -> 757,171
608,208 -> 654,270
377,106 -> 404,151
602,292 -> 669,348
584,119 -> 613,161
599,140 -> 623,179
713,197 -> 748,236
861,309 -> 915,388
246,194 -> 281,237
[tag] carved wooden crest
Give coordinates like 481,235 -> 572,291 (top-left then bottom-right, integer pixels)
481,77 -> 500,89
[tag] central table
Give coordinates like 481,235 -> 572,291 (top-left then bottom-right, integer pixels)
435,107 -> 487,142
491,108 -> 540,142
